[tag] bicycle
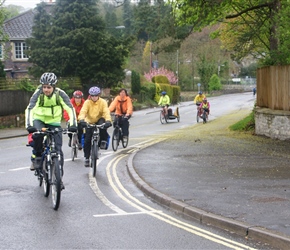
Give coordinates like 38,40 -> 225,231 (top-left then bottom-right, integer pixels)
196,103 -> 202,123
65,130 -> 79,161
202,108 -> 209,123
85,123 -> 106,177
112,115 -> 129,152
160,106 -> 180,124
28,128 -> 64,210
160,106 -> 168,124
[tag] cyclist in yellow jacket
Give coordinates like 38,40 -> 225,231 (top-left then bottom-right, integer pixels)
194,91 -> 206,117
78,86 -> 112,167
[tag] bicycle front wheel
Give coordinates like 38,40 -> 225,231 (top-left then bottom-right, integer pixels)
112,128 -> 119,151
202,111 -> 207,123
51,157 -> 61,210
160,111 -> 165,124
43,157 -> 50,197
71,133 -> 78,161
91,142 -> 98,177
122,135 -> 129,148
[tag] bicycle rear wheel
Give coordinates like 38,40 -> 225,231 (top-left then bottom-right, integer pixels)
43,157 -> 50,197
122,135 -> 129,148
112,128 -> 119,151
91,142 -> 98,177
51,157 -> 61,210
71,133 -> 78,161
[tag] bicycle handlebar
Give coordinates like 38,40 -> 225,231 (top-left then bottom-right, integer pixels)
86,123 -> 106,129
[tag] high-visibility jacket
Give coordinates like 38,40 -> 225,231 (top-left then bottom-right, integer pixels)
25,87 -> 77,128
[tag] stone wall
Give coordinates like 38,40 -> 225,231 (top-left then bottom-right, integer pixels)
255,107 -> 290,140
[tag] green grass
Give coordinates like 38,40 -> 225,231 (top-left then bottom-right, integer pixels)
229,110 -> 255,131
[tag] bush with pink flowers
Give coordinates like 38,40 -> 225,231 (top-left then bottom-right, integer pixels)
144,66 -> 178,85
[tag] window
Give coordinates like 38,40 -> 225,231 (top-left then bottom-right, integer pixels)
14,42 -> 28,59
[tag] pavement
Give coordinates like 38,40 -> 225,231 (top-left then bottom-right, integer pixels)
2,108 -> 290,249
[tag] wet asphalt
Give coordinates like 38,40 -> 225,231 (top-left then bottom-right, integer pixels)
127,108 -> 290,249
2,108 -> 290,249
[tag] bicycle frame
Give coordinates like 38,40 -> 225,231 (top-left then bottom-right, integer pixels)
32,128 -> 63,210
86,123 -> 105,177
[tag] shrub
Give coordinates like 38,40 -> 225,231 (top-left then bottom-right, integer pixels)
209,74 -> 222,92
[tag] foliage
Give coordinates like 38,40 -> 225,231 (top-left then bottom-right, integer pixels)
171,85 -> 181,104
18,78 -> 36,92
26,1 -> 129,89
152,75 -> 170,84
144,66 -> 178,84
57,79 -> 74,97
131,70 -> 141,94
3,4 -> 22,20
196,54 -> 216,93
0,60 -> 6,77
229,109 -> 255,132
170,0 -> 290,66
208,74 -> 222,92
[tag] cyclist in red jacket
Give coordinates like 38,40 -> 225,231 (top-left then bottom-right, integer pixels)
63,90 -> 85,149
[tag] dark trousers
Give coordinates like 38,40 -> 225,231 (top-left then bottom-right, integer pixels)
32,120 -> 64,169
114,116 -> 129,137
84,118 -> 109,159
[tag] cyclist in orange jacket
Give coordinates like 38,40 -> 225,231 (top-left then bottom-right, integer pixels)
109,88 -> 133,139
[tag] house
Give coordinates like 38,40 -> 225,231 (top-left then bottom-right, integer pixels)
2,1 -> 55,79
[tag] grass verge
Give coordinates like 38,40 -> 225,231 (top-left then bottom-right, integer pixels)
229,110 -> 255,131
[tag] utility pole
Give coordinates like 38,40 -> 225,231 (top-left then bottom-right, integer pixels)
176,49 -> 179,85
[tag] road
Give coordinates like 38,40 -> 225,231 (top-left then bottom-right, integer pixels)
1,92 -> 267,249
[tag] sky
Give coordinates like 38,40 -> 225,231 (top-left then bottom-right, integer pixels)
3,0 -> 45,9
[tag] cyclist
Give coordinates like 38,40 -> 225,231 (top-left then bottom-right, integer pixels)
63,90 -> 85,150
158,91 -> 170,116
25,73 -> 78,181
194,91 -> 206,117
78,86 -> 112,167
199,97 -> 210,120
109,88 -> 133,140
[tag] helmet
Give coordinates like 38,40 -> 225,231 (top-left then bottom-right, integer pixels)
161,91 -> 166,95
198,91 -> 202,95
40,72 -> 57,86
73,90 -> 83,98
203,98 -> 207,102
89,86 -> 101,96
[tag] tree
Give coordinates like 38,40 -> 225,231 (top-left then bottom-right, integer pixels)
170,0 -> 289,65
131,70 -> 141,94
26,0 -> 129,89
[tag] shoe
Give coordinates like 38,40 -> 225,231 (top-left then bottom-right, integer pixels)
84,158 -> 90,168
100,140 -> 107,149
68,138 -> 72,147
61,181 -> 65,190
30,162 -> 35,171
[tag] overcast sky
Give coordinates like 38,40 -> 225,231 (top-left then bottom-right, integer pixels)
3,0 -> 44,9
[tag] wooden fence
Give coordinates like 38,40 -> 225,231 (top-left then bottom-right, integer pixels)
257,66 -> 290,111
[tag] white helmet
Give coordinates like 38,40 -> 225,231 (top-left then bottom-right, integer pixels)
40,72 -> 58,86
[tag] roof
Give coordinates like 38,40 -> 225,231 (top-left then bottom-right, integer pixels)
3,9 -> 36,40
